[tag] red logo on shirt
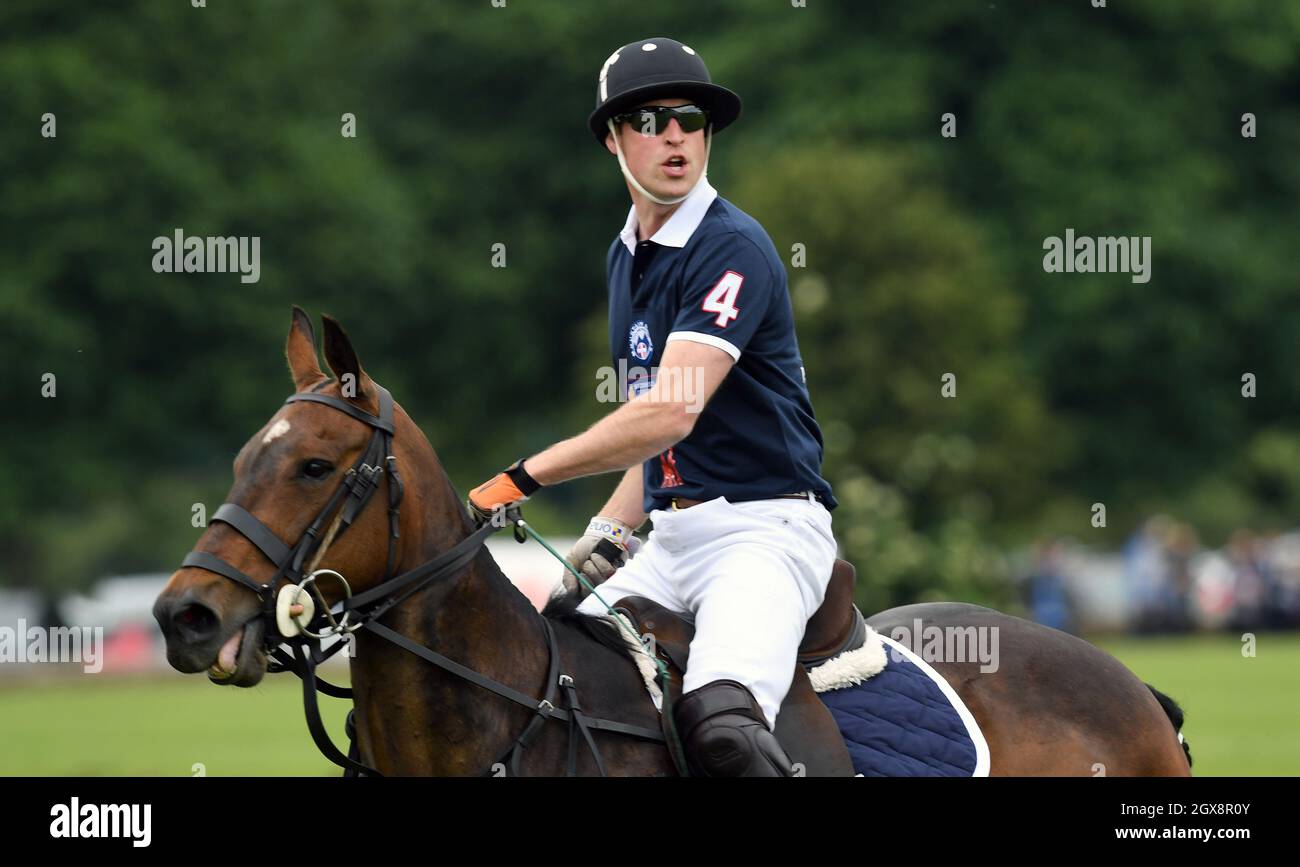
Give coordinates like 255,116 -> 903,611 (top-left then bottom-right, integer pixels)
659,448 -> 682,488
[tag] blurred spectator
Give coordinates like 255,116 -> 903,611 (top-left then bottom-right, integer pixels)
1224,530 -> 1268,631
1265,531 -> 1300,628
1032,519 -> 1300,635
1191,549 -> 1235,631
1026,538 -> 1074,634
1165,522 -> 1199,632
1125,515 -> 1180,633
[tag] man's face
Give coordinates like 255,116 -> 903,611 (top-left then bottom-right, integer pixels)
605,97 -> 707,202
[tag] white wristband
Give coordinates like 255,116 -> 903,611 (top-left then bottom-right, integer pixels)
585,515 -> 636,548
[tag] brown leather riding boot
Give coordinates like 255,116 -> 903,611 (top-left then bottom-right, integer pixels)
673,680 -> 795,777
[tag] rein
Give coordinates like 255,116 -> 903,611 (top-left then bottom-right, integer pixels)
180,383 -> 669,776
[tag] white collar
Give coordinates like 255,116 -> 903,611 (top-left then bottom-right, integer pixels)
618,177 -> 718,255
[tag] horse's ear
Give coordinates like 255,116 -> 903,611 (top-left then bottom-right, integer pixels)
321,314 -> 377,409
286,305 -> 326,392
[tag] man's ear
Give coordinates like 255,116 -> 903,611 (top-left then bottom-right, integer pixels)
605,128 -> 618,156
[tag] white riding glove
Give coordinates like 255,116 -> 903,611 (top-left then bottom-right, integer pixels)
561,516 -> 641,597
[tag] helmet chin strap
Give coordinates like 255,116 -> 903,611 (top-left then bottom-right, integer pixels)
608,118 -> 713,206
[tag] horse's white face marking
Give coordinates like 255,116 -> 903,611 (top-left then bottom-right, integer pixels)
262,419 -> 291,444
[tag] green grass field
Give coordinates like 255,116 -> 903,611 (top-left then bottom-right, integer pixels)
0,671 -> 352,776
1093,632 -> 1300,776
1,633 -> 1296,775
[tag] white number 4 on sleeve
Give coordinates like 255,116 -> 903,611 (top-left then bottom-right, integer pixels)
702,271 -> 743,327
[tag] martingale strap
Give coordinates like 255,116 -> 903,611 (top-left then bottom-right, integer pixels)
295,641 -> 373,776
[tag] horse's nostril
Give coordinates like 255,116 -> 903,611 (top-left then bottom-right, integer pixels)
172,602 -> 219,642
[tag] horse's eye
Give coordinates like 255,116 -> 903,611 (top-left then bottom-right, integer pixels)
300,459 -> 334,480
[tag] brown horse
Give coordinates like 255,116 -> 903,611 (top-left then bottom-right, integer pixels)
153,309 -> 1191,776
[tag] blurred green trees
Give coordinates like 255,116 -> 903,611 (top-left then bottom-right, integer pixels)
2,1 -> 1297,613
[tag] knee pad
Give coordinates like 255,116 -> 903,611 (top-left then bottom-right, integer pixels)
673,680 -> 795,777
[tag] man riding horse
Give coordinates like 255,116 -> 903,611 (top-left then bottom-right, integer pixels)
470,37 -> 840,777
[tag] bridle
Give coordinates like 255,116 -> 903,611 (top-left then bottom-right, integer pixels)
183,381 -> 405,637
179,381 -> 668,776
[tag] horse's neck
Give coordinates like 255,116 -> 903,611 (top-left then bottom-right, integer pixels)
348,442 -> 551,775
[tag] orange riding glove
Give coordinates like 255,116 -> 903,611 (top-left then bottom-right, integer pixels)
468,458 -> 542,524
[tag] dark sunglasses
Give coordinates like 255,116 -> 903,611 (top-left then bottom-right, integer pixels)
613,104 -> 709,136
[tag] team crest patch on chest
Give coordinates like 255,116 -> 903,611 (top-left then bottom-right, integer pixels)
628,320 -> 654,362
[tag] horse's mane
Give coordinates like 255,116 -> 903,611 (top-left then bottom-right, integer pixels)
541,592 -> 631,655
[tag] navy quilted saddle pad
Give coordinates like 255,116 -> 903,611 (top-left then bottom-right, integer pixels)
819,635 -> 990,776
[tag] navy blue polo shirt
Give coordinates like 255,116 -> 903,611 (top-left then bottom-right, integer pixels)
606,177 -> 837,513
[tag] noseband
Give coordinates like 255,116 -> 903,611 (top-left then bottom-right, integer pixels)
178,382 -> 667,776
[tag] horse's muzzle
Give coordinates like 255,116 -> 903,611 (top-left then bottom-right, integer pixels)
153,590 -> 267,685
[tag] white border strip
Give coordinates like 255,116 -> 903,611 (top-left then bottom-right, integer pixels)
876,634 -> 992,777
665,330 -> 741,361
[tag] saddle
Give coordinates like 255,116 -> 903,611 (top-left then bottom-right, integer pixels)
614,558 -> 866,776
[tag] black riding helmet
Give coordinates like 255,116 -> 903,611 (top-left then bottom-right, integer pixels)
588,37 -> 742,146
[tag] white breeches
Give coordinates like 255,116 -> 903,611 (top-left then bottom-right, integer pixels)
576,496 -> 837,727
